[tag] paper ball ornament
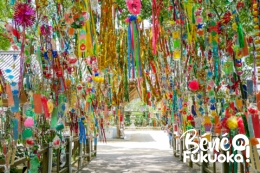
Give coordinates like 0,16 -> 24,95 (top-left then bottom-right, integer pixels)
188,80 -> 199,91
22,128 -> 33,139
24,117 -> 34,127
226,116 -> 238,130
56,123 -> 64,131
53,136 -> 61,149
126,0 -> 141,15
26,138 -> 34,146
250,138 -> 259,146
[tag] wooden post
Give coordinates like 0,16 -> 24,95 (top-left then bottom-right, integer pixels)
200,143 -> 207,173
213,160 -> 216,173
189,136 -> 193,168
86,138 -> 91,162
180,139 -> 183,162
83,140 -> 86,157
221,150 -> 229,173
57,148 -> 60,173
78,143 -> 83,170
212,136 -> 216,173
91,138 -> 93,157
173,135 -> 176,157
188,151 -> 193,168
66,137 -> 72,173
240,162 -> 244,173
117,117 -> 120,138
42,144 -> 48,173
48,142 -> 53,173
94,137 -> 97,157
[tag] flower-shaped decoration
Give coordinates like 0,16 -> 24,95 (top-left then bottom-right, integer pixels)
40,24 -> 52,36
126,0 -> 141,15
13,2 -> 36,27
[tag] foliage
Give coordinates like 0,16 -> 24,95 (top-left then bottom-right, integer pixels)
0,34 -> 11,50
0,0 -> 13,50
208,0 -> 254,34
115,0 -> 170,22
124,115 -> 131,126
124,98 -> 147,111
0,0 -> 13,20
134,112 -> 147,126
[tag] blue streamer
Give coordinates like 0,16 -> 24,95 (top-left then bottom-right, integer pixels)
191,105 -> 197,116
242,84 -> 248,99
79,117 -> 86,144
11,94 -> 19,113
26,74 -> 31,90
13,119 -> 19,140
60,78 -> 64,92
94,116 -> 98,145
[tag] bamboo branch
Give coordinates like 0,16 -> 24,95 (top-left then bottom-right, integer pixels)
209,0 -> 221,20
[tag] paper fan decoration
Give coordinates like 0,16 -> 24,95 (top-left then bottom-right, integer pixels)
13,2 -> 36,27
126,0 -> 141,15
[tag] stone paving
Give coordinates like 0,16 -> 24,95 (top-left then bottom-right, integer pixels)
80,130 -> 199,173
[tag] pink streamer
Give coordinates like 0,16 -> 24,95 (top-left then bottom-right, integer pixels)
152,0 -> 161,55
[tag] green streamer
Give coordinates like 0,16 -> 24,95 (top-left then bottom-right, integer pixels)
192,7 -> 196,24
171,104 -> 174,123
242,114 -> 250,138
237,23 -> 244,48
124,64 -> 129,102
51,107 -> 58,129
133,22 -> 139,77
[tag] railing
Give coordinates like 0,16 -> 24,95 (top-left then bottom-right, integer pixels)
172,134 -> 245,173
0,136 -> 97,173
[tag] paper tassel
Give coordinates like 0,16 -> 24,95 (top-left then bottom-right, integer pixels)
79,118 -> 86,144
252,114 -> 260,138
15,113 -> 21,133
6,84 -> 14,106
256,92 -> 260,110
127,18 -> 133,78
238,24 -> 245,48
20,86 -> 27,105
94,117 -> 98,145
51,107 -> 58,129
25,74 -> 31,90
242,36 -> 249,56
11,93 -> 19,112
248,113 -> 256,140
12,119 -> 19,140
41,96 -> 50,118
33,93 -> 42,114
